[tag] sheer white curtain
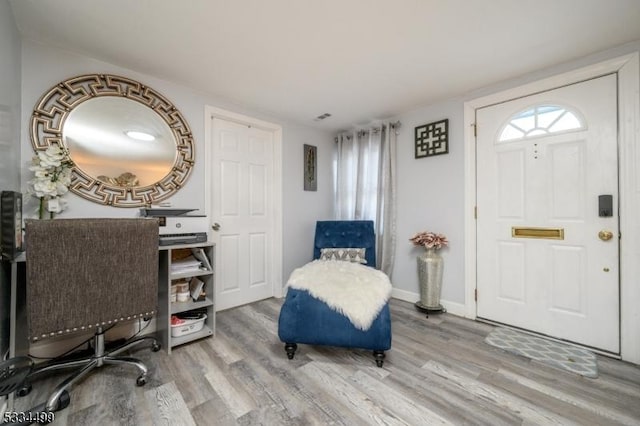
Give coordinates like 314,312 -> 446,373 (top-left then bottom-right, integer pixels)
334,123 -> 398,276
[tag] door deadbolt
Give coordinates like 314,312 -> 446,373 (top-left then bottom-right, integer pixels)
598,230 -> 614,241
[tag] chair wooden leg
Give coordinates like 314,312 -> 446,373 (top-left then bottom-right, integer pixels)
373,350 -> 385,367
284,343 -> 297,360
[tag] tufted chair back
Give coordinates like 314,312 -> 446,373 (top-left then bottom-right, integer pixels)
313,220 -> 376,267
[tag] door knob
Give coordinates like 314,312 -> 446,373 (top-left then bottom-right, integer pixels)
212,223 -> 221,231
598,230 -> 613,241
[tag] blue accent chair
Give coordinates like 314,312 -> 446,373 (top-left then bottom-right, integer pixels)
277,220 -> 392,367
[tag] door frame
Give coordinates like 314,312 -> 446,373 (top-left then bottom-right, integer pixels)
463,53 -> 640,364
204,105 -> 284,301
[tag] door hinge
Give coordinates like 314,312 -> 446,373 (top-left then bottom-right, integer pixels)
474,206 -> 477,219
473,123 -> 477,137
474,289 -> 478,301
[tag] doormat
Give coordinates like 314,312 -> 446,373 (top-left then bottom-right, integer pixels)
485,327 -> 598,378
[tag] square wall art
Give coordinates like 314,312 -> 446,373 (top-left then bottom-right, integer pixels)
415,119 -> 449,158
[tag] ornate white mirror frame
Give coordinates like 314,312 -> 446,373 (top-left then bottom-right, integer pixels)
30,74 -> 194,207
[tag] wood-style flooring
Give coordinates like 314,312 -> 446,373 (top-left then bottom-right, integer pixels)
14,298 -> 640,425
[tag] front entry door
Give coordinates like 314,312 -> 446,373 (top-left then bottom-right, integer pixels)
476,74 -> 619,353
210,117 -> 275,311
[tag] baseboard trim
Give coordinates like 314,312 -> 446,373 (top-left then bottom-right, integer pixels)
391,288 -> 467,317
391,288 -> 419,304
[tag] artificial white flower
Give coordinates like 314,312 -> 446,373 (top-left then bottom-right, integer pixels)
27,146 -> 73,217
55,182 -> 69,195
38,152 -> 60,168
32,179 -> 57,197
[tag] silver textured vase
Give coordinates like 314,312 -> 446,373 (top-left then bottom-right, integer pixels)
417,248 -> 444,309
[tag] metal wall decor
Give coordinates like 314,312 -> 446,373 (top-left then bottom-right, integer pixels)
415,119 -> 449,158
303,144 -> 317,191
30,74 -> 195,207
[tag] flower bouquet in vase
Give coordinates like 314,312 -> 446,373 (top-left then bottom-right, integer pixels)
410,231 -> 448,314
27,145 -> 73,219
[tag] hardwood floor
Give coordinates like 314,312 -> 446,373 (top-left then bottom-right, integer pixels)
14,298 -> 640,425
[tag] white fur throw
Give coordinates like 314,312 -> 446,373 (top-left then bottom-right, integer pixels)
287,260 -> 392,331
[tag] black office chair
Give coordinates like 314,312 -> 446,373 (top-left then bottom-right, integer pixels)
22,218 -> 161,413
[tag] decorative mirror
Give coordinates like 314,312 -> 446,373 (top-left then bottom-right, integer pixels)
30,74 -> 194,207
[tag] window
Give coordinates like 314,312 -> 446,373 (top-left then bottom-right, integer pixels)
498,105 -> 585,142
333,131 -> 381,221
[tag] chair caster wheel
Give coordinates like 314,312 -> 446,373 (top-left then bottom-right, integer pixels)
43,390 -> 71,419
376,360 -> 384,368
136,376 -> 147,386
56,390 -> 71,411
17,383 -> 32,397
152,342 -> 161,352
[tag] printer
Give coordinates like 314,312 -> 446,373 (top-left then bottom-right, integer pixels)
141,208 -> 210,246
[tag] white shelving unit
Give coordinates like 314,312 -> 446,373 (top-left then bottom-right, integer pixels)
158,242 -> 215,353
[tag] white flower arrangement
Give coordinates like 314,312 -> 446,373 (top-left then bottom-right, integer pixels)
27,145 -> 73,219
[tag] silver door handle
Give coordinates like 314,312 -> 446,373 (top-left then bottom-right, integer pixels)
212,223 -> 221,231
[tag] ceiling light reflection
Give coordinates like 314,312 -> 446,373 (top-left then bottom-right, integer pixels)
126,130 -> 155,141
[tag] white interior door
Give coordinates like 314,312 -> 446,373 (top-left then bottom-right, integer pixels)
476,74 -> 619,353
211,117 -> 275,311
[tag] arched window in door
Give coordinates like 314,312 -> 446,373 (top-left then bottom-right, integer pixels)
498,104 -> 585,142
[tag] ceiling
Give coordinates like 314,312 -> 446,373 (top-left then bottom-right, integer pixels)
9,0 -> 640,132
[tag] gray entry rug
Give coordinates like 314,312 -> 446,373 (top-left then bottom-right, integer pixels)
485,327 -> 598,378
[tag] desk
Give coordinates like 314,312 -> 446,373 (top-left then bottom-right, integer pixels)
3,242 -> 216,358
2,241 -> 215,409
2,253 -> 27,409
3,253 -> 27,359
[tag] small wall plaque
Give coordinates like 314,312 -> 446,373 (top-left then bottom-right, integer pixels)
303,144 -> 317,191
415,119 -> 449,158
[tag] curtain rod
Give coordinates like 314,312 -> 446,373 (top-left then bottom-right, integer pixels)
334,121 -> 402,141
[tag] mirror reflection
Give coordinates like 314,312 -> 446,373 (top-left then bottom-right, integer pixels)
63,97 -> 177,187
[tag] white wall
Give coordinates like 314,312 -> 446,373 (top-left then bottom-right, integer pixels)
392,101 -> 465,307
282,124 -> 335,279
390,40 -> 640,314
19,40 -> 334,282
0,0 -> 21,192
